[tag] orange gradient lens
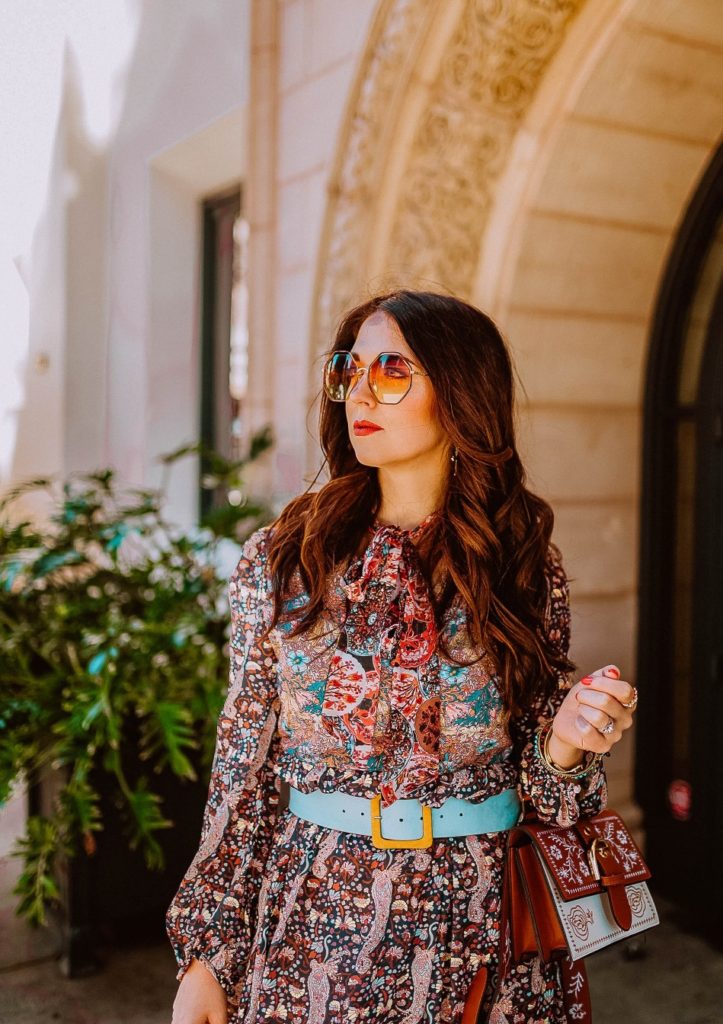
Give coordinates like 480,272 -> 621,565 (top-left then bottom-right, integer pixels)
323,351 -> 414,404
324,352 -> 357,401
369,354 -> 412,402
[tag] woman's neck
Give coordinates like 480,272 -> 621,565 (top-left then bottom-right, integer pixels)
372,458 -> 444,532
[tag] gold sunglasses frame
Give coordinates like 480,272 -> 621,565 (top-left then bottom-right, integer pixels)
323,349 -> 429,404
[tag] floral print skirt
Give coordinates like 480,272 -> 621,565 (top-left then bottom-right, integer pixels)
228,805 -> 567,1024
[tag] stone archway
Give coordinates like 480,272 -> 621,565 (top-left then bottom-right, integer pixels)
472,0 -> 723,821
310,0 -> 588,374
311,0 -> 722,408
309,0 -> 723,820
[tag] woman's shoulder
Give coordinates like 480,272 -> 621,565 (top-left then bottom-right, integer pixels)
544,539 -> 567,584
546,538 -> 564,568
541,541 -> 570,643
539,539 -> 568,617
240,522 -> 275,559
230,523 -> 276,592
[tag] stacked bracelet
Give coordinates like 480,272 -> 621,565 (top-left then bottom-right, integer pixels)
534,722 -> 603,780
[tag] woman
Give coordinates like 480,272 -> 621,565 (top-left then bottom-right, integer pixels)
167,290 -> 638,1024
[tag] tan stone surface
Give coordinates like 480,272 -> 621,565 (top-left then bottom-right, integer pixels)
504,312 -> 646,406
307,0 -> 379,77
569,591 -> 638,687
278,168 -> 327,271
280,0 -> 306,92
533,119 -> 712,229
632,0 -> 723,47
278,59 -> 360,180
518,404 -> 640,502
573,18 -> 723,142
510,214 -> 670,319
551,500 -> 638,595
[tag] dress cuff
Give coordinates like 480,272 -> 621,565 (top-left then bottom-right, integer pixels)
518,729 -> 608,826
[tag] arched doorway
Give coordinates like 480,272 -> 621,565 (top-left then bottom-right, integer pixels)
307,0 -> 723,842
637,141 -> 723,946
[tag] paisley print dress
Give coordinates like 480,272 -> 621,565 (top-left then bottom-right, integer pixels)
166,511 -> 607,1023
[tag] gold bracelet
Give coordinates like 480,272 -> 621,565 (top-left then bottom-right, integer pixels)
543,726 -> 585,773
535,723 -> 603,779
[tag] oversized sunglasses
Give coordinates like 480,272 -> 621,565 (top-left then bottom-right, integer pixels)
322,350 -> 429,404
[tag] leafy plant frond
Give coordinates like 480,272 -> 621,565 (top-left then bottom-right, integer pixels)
10,816 -> 68,927
125,777 -> 174,870
0,438 -> 272,924
139,701 -> 198,781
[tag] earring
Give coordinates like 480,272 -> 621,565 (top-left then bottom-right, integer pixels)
450,445 -> 458,477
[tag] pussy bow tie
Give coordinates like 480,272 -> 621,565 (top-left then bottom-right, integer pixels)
339,517 -> 439,668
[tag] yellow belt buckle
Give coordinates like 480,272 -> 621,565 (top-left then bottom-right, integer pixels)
369,795 -> 433,849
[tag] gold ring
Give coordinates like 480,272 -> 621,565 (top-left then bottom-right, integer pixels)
621,686 -> 638,709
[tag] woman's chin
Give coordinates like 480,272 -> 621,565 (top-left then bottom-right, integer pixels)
352,452 -> 383,468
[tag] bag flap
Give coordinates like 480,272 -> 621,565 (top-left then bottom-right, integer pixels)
519,809 -> 651,900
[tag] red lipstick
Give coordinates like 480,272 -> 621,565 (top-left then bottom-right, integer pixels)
353,420 -> 382,435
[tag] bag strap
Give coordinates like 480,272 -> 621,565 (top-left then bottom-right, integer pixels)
486,798 -> 594,1023
560,955 -> 592,1021
462,796 -> 596,1022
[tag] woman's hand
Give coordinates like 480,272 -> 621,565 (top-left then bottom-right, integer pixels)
171,957 -> 228,1024
547,664 -> 638,768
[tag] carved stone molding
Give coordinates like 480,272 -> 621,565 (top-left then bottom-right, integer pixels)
386,0 -> 582,291
312,0 -> 435,363
312,0 -> 584,363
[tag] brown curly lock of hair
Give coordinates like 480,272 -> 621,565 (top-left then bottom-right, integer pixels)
259,289 -> 576,722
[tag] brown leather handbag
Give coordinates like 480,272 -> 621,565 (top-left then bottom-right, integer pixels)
462,801 -> 659,1023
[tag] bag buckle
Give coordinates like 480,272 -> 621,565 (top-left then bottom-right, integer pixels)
587,837 -> 610,881
370,795 -> 433,849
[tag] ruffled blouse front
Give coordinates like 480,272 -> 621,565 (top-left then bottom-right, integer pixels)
339,511 -> 440,669
166,517 -> 608,1020
268,511 -> 602,819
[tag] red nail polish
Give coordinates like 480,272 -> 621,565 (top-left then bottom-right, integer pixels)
581,676 -> 592,684
607,667 -> 620,678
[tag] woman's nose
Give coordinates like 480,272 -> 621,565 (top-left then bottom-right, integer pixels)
348,366 -> 376,404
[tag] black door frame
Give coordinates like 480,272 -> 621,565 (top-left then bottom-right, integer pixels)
637,140 -> 723,944
199,186 -> 242,522
692,273 -> 723,935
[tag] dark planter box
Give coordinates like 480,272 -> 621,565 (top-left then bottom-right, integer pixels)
27,733 -> 211,978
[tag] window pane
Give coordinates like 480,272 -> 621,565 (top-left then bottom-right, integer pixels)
678,211 -> 723,405
671,416 -> 695,775
230,213 -> 250,462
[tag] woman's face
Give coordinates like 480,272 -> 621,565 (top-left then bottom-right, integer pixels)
346,311 -> 448,469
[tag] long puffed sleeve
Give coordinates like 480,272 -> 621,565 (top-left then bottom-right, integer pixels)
510,543 -> 608,826
165,526 -> 282,1004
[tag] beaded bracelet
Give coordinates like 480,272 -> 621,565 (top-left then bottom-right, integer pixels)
533,722 -> 603,780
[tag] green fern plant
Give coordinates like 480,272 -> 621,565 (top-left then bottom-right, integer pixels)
0,432 -> 273,925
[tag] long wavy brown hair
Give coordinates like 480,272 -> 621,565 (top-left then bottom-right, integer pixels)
260,289 -> 576,720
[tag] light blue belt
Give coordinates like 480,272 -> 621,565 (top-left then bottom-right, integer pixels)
288,785 -> 522,849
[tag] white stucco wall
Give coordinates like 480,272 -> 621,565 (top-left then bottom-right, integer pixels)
249,0 -> 723,835
245,0 -> 380,507
2,0 -> 251,530
0,0 -> 252,962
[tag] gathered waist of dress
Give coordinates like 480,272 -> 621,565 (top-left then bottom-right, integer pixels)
273,748 -> 519,810
287,784 -> 522,847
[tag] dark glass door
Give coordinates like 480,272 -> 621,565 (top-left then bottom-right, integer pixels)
692,276 -> 723,935
637,144 -> 723,948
